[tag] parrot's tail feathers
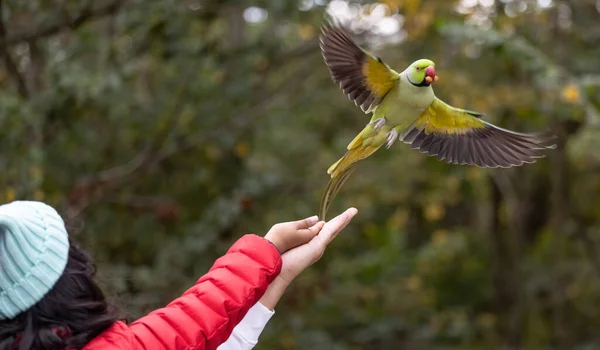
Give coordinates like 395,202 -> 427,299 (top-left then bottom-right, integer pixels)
319,166 -> 357,221
327,158 -> 343,175
347,130 -> 366,150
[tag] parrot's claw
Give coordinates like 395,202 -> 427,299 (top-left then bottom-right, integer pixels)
386,129 -> 399,149
369,118 -> 386,131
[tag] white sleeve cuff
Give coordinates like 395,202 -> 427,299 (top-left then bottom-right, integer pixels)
217,302 -> 275,350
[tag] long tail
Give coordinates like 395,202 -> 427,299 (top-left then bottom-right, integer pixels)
320,127 -> 386,220
319,165 -> 357,220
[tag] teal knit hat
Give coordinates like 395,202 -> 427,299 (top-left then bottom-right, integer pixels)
0,201 -> 70,320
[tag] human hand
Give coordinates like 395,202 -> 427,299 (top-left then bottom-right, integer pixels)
278,207 -> 358,284
259,208 -> 358,310
264,215 -> 325,254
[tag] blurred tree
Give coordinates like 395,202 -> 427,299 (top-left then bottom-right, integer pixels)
0,0 -> 599,348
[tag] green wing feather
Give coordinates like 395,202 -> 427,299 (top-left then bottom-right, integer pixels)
400,98 -> 556,168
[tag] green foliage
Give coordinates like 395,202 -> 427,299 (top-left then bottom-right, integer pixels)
1,0 -> 599,348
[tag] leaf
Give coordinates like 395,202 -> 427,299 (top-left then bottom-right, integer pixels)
424,202 -> 445,222
561,84 -> 581,103
234,142 -> 251,158
297,24 -> 315,40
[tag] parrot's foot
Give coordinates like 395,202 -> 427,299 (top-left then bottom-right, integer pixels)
386,129 -> 399,149
369,118 -> 386,131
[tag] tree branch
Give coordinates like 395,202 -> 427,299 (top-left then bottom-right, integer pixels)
0,0 -> 125,49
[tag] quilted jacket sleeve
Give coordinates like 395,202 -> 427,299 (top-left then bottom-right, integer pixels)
127,234 -> 282,350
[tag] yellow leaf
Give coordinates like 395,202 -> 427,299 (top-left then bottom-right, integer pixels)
561,84 -> 581,103
424,202 -> 445,222
382,0 -> 421,14
297,24 -> 315,40
6,188 -> 15,202
404,0 -> 422,14
234,142 -> 251,158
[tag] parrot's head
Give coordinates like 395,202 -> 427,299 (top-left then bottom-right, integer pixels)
406,59 -> 438,87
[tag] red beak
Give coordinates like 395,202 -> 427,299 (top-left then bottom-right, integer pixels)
425,66 -> 435,78
424,66 -> 438,84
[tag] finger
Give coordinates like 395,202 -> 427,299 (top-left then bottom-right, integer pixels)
304,221 -> 325,236
271,215 -> 318,235
294,215 -> 319,230
289,221 -> 325,250
318,208 -> 357,246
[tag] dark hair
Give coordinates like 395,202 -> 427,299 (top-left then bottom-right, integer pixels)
0,241 -> 118,350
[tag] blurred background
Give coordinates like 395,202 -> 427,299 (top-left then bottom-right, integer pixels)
1,0 -> 599,348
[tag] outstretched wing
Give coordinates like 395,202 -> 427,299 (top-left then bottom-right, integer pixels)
400,98 -> 556,168
320,22 -> 399,114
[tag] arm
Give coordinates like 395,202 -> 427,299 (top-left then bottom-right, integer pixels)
216,277 -> 288,350
217,208 -> 358,350
215,302 -> 274,350
128,234 -> 282,350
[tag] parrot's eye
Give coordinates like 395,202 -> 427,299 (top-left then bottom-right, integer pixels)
416,67 -> 420,70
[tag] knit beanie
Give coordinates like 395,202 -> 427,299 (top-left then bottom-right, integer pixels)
0,201 -> 70,320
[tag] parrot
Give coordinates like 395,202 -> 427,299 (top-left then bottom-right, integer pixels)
318,22 -> 556,220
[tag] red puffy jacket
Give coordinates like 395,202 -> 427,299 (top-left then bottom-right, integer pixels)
84,234 -> 282,350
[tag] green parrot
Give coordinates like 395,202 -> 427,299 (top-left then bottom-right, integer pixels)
318,22 -> 556,220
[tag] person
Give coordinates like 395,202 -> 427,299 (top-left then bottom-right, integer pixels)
0,200 -> 357,350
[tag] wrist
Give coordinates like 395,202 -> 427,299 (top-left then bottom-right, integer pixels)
264,234 -> 285,253
259,275 -> 290,310
264,237 -> 281,254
